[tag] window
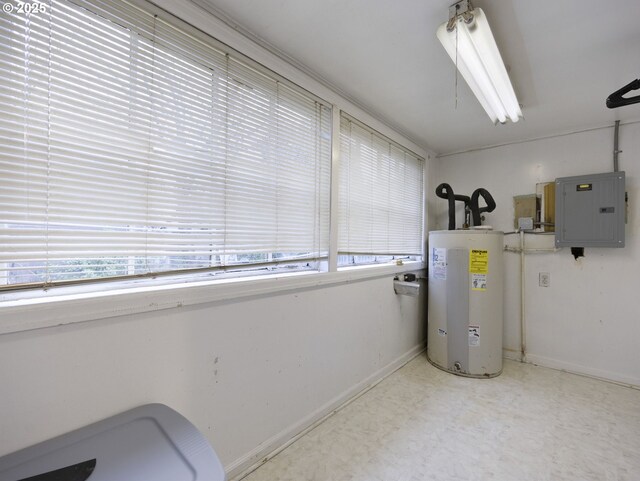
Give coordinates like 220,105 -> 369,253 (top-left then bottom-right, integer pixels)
0,0 -> 331,288
338,114 -> 424,266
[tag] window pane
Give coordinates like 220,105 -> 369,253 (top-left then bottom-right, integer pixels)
0,0 -> 331,288
338,115 -> 423,266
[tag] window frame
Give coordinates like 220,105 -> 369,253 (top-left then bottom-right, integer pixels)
0,0 -> 428,334
337,112 -> 425,268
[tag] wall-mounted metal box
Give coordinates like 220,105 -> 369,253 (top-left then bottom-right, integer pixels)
555,171 -> 625,247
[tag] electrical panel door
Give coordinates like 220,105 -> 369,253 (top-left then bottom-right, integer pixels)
555,171 -> 625,247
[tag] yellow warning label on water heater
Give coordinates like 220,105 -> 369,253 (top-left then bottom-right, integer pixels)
469,249 -> 488,274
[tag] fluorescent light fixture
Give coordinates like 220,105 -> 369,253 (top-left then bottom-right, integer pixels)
437,0 -> 522,124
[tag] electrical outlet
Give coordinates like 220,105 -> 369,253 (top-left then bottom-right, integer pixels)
539,272 -> 550,287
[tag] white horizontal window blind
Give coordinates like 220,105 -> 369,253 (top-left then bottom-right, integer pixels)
338,114 -> 423,265
0,0 -> 331,288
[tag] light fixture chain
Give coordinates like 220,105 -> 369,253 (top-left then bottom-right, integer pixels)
454,16 -> 458,110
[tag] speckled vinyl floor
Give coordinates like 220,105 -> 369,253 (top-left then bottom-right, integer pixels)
240,354 -> 640,481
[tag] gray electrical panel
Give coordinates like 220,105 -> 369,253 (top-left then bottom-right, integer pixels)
555,171 -> 625,247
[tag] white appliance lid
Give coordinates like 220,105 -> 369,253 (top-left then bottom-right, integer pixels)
0,404 -> 225,481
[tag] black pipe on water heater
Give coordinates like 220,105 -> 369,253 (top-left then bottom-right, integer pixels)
435,183 -> 470,230
470,188 -> 496,226
436,184 -> 496,230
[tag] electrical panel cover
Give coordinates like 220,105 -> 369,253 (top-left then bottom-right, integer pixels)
555,171 -> 625,247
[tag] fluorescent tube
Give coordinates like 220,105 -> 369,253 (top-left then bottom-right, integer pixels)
437,7 -> 522,124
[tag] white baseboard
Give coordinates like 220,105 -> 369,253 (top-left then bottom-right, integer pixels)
502,349 -> 640,389
226,343 -> 426,480
524,353 -> 640,389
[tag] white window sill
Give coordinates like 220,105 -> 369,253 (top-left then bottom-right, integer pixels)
0,261 -> 425,336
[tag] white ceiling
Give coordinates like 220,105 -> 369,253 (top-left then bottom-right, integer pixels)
196,0 -> 640,155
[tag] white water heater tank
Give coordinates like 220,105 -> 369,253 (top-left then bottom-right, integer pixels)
427,229 -> 504,377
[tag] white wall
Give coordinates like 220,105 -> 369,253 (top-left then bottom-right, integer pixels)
0,274 -> 425,476
433,121 -> 640,387
0,1 -> 432,476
